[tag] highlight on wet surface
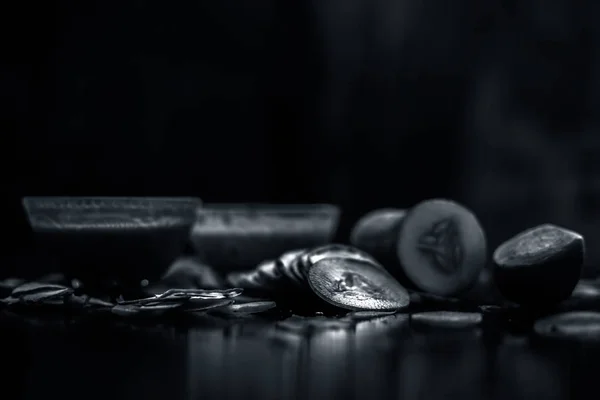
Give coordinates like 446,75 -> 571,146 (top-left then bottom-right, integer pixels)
410,311 -> 483,329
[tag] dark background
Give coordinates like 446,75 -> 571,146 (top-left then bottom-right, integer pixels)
2,0 -> 599,273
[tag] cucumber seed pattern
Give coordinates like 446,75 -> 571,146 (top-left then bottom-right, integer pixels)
417,218 -> 463,274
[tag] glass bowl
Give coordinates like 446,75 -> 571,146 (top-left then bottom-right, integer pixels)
22,196 -> 202,294
190,203 -> 340,272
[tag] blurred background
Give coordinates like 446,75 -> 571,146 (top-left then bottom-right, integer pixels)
1,0 -> 599,274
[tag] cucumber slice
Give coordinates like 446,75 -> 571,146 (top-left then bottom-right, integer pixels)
275,249 -> 308,288
493,224 -> 584,307
349,208 -> 406,267
533,311 -> 600,342
307,257 -> 410,311
397,199 -> 487,296
299,244 -> 384,278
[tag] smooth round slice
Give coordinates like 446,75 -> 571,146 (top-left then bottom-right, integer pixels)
410,311 -> 482,329
349,208 -> 407,269
493,224 -> 584,307
307,258 -> 410,311
533,311 -> 600,342
397,199 -> 487,296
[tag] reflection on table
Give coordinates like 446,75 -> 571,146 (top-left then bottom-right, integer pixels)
1,312 -> 597,400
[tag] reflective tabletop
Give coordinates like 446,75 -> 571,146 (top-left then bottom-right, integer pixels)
2,310 -> 598,400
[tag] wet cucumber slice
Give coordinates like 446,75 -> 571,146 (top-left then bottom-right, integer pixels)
533,311 -> 600,342
397,199 -> 487,296
493,224 -> 585,307
307,257 -> 410,311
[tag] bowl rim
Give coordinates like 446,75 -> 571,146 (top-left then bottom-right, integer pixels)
22,197 -> 202,227
22,196 -> 202,231
23,196 -> 202,210
197,203 -> 340,215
